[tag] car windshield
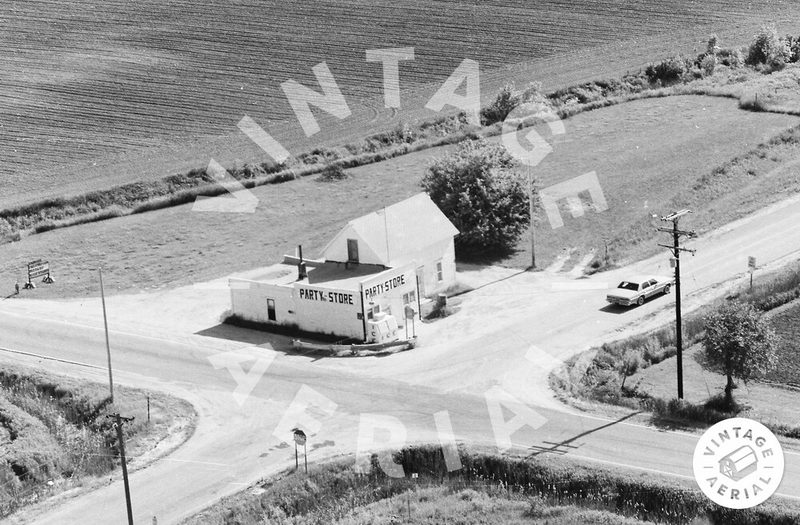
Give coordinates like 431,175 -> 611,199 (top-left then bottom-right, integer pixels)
617,281 -> 640,291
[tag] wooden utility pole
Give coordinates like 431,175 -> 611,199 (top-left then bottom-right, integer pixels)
99,269 -> 134,524
99,268 -> 114,402
657,210 -> 696,400
107,413 -> 135,525
528,164 -> 536,269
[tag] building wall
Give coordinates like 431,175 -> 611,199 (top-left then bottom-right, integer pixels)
393,238 -> 456,297
322,225 -> 384,265
230,279 -> 365,340
230,280 -> 296,325
360,264 -> 418,328
293,283 -> 363,339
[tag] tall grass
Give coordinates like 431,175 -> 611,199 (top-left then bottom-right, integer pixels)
185,445 -> 800,525
0,367 -> 180,518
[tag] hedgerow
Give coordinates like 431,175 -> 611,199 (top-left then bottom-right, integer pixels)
185,445 -> 800,525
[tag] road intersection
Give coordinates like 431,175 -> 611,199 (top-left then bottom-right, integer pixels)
2,194 -> 800,523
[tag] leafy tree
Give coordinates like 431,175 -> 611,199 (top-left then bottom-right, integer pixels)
421,139 -> 532,257
645,56 -> 690,85
746,25 -> 791,70
702,301 -> 779,410
618,349 -> 643,390
480,82 -> 545,126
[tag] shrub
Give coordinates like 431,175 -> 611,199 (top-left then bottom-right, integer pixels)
746,25 -> 791,71
717,47 -> 745,68
645,56 -> 690,85
316,164 -> 349,182
699,54 -> 716,76
788,34 -> 800,63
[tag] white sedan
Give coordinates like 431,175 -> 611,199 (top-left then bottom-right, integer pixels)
606,275 -> 674,307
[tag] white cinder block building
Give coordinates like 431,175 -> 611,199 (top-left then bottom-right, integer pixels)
229,193 -> 459,341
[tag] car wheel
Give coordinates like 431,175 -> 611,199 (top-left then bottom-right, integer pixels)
637,296 -> 645,306
663,284 -> 671,294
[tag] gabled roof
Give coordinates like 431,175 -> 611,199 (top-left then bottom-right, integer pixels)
322,193 -> 458,266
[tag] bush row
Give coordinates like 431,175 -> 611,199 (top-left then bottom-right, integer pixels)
3,28 -> 795,245
185,445 -> 800,525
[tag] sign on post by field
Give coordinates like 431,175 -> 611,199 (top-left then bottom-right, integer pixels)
24,259 -> 54,289
748,256 -> 756,291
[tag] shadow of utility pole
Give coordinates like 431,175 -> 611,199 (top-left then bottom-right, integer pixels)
527,411 -> 644,457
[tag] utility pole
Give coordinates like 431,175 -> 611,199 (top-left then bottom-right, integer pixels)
99,268 -> 114,402
99,269 -> 134,524
107,413 -> 135,525
528,164 -> 536,269
657,209 -> 696,400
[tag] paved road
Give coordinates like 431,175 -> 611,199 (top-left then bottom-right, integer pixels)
2,195 -> 800,523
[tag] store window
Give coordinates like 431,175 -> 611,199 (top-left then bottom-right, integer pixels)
403,290 -> 416,304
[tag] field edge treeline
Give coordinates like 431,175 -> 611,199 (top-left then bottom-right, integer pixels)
5,29 -> 800,245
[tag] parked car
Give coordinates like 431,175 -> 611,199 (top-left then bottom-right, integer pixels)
606,275 -> 673,307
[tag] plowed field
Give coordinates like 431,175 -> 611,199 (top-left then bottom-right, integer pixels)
3,0 -> 797,206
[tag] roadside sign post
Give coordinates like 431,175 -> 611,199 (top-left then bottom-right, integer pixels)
293,428 -> 307,474
405,305 -> 416,339
748,256 -> 756,292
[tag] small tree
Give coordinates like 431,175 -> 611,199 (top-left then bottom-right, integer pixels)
702,301 -> 778,410
746,25 -> 791,70
421,139 -> 532,257
480,82 -> 545,126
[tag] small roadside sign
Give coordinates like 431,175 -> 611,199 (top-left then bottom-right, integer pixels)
293,429 -> 306,446
748,256 -> 756,272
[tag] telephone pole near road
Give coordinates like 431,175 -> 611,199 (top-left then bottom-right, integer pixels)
107,413 -> 135,525
657,209 -> 696,400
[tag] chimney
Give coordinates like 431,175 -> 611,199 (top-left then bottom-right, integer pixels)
297,245 -> 307,280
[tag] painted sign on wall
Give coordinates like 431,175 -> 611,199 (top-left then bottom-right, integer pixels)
297,286 -> 355,305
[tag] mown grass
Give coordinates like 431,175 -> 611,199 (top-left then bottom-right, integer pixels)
184,444 -> 800,525
0,363 -> 194,518
762,301 -> 800,388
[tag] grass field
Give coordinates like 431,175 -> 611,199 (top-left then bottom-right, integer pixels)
1,94 -> 795,299
4,0 -> 800,208
319,486 -> 656,525
764,300 -> 800,388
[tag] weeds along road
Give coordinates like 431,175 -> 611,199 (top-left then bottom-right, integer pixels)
1,194 -> 800,523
